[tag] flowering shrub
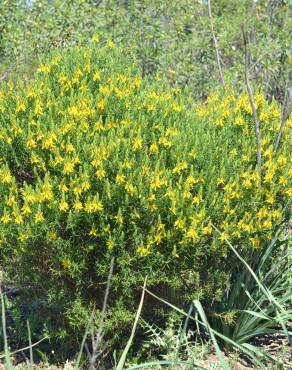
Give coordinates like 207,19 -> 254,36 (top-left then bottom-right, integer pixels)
0,41 -> 291,341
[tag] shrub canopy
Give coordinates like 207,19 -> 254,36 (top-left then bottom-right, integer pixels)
0,42 -> 291,338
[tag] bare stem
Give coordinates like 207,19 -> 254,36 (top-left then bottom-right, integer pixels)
242,25 -> 262,185
208,0 -> 225,87
88,257 -> 115,370
274,87 -> 292,152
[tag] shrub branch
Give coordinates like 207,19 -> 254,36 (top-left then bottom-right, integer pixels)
275,86 -> 292,152
208,0 -> 225,87
242,25 -> 262,184
88,257 -> 115,370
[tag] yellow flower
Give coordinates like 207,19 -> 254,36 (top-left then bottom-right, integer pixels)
174,219 -> 185,230
18,232 -> 30,242
215,118 -> 224,127
73,200 -> 83,212
234,116 -> 244,126
171,102 -> 183,112
277,155 -> 287,166
192,194 -> 202,205
106,237 -> 115,250
26,137 -> 37,149
150,175 -> 166,190
217,177 -> 225,186
137,243 -> 150,257
16,102 -> 26,113
42,133 -> 57,150
259,110 -> 269,122
14,213 -> 24,225
186,228 -> 199,242
188,149 -> 197,159
63,161 -> 75,174
241,223 -> 253,233
219,231 -> 229,242
96,168 -> 106,180
115,173 -> 125,184
271,209 -> 281,219
172,161 -> 188,174
202,223 -> 213,235
106,38 -> 115,48
47,231 -> 57,240
62,259 -> 71,269
35,210 -> 44,223
279,176 -> 287,185
249,237 -> 260,248
263,219 -> 272,229
84,198 -> 103,213
257,207 -> 268,219
254,92 -> 265,108
92,34 -> 100,43
34,102 -> 43,116
59,200 -> 69,212
89,227 -> 98,237
1,167 -> 12,183
80,180 -> 90,191
27,87 -> 36,99
114,210 -> 123,224
100,85 -> 111,96
243,177 -> 253,189
65,143 -> 75,153
125,182 -> 135,195
59,183 -> 69,193
149,203 -> 157,212
97,99 -> 105,111
183,190 -> 192,199
93,70 -> 101,81
1,212 -> 11,224
133,137 -> 142,150
266,193 -> 275,205
149,142 -> 158,155
37,64 -> 51,74
6,195 -> 16,207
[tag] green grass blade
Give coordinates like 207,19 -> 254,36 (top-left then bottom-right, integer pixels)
145,288 -> 263,366
116,277 -> 147,370
27,320 -> 33,369
74,310 -> 94,370
193,300 -> 230,370
0,337 -> 47,360
212,224 -> 291,344
0,288 -> 13,370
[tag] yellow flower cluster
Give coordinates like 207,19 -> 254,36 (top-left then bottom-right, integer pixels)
0,42 -> 290,268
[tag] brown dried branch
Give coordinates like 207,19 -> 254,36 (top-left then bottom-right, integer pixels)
275,87 -> 292,152
88,257 -> 115,370
242,24 -> 262,185
208,0 -> 225,87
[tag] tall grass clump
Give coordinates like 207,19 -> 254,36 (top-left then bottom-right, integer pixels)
0,40 -> 291,353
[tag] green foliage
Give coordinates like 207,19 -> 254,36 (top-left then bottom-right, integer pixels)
0,0 -> 291,100
208,228 -> 292,347
0,41 -> 290,357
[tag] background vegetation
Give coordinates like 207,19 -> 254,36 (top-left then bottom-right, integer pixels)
0,0 -> 291,369
0,0 -> 291,100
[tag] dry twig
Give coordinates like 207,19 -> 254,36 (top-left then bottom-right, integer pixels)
242,24 -> 262,184
208,0 -> 225,87
88,257 -> 115,370
274,87 -> 292,152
